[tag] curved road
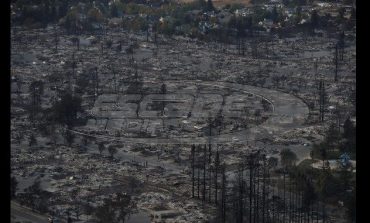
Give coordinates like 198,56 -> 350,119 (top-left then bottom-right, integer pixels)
73,81 -> 309,145
11,201 -> 49,223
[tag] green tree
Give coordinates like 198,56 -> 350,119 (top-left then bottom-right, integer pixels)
346,188 -> 356,222
125,43 -> 137,61
267,156 -> 278,170
338,168 -> 352,190
110,2 -> 119,17
28,80 -> 44,122
108,145 -> 118,159
343,117 -> 355,141
29,80 -> 44,97
350,7 -> 356,20
95,199 -> 115,223
294,6 -> 302,25
197,0 -> 207,10
63,7 -> 79,33
87,7 -> 104,24
310,9 -> 319,31
20,181 -> 46,211
98,142 -> 105,155
301,176 -> 316,210
310,142 -> 328,167
338,7 -> 345,21
82,136 -> 89,146
95,193 -> 133,223
115,193 -> 132,222
14,132 -> 23,145
51,93 -> 84,128
325,124 -> 340,150
271,6 -> 279,24
280,148 -> 298,168
11,176 -> 18,199
316,170 -> 341,199
105,39 -> 113,48
206,0 -> 214,11
64,130 -> 75,147
29,134 -> 37,147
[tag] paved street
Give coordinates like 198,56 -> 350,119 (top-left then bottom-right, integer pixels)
11,201 -> 49,223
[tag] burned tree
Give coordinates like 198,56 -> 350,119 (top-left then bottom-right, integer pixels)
215,149 -> 220,204
161,83 -> 167,116
191,145 -> 195,198
98,142 -> 105,155
28,80 -> 44,126
220,163 -> 227,223
93,66 -> 100,100
318,79 -> 327,123
208,144 -> 213,202
108,145 -> 118,159
203,144 -> 207,203
54,24 -> 59,52
334,44 -> 339,82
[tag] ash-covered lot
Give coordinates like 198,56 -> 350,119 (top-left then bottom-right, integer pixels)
11,23 -> 355,222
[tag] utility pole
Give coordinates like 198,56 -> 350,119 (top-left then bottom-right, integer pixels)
191,145 -> 195,198
314,58 -> 318,81
334,44 -> 338,82
289,175 -> 293,223
256,161 -> 260,223
208,144 -> 212,203
248,154 -> 253,223
238,165 -> 244,223
68,52 -> 75,93
262,156 -> 266,223
146,15 -> 149,42
272,173 -> 275,223
54,24 -> 59,53
283,169 -> 286,223
319,79 -> 326,123
113,68 -> 117,94
94,67 -> 99,100
209,165 -> 212,203
198,161 -> 200,199
215,149 -> 220,205
237,36 -> 240,55
31,85 -> 39,127
203,144 -> 207,203
221,163 -> 226,223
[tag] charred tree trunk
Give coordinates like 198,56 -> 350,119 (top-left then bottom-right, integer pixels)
54,25 -> 59,52
277,175 -> 280,223
272,178 -> 275,223
262,158 -> 267,223
191,145 -> 195,198
334,44 -> 338,82
209,166 -> 213,203
289,175 -> 292,223
283,170 -> 286,223
198,163 -> 200,199
203,144 -> 207,203
322,202 -> 326,223
221,164 -> 226,223
319,80 -> 325,123
209,144 -> 212,202
294,180 -> 298,223
238,165 -> 244,223
241,37 -> 245,56
249,155 -> 254,223
300,189 -> 304,223
94,67 -> 99,100
316,200 -> 320,223
215,149 -> 220,205
256,164 -> 260,223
